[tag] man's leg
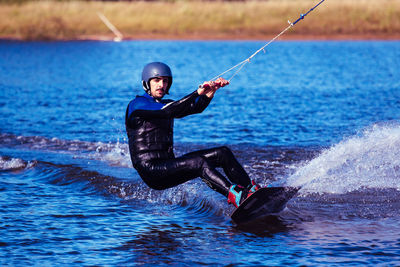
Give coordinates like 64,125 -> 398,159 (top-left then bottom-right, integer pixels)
136,146 -> 258,207
183,146 -> 251,187
137,154 -> 232,196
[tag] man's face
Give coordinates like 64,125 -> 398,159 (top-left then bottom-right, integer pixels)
149,76 -> 169,99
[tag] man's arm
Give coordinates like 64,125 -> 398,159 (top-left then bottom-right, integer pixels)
127,77 -> 229,122
128,90 -> 209,120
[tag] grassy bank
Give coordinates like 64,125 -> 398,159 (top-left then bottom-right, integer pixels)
1,0 -> 400,41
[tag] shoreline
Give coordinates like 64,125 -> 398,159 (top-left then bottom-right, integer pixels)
2,33 -> 400,42
80,32 -> 400,41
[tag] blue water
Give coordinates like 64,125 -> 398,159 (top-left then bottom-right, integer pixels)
1,40 -> 400,265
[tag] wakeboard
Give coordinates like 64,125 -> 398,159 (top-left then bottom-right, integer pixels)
231,186 -> 299,224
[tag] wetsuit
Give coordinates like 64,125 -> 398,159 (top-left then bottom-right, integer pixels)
125,90 -> 251,197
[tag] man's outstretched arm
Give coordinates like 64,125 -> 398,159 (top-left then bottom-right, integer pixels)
128,77 -> 229,121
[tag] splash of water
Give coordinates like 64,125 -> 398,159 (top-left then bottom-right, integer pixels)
287,124 -> 400,194
0,156 -> 36,171
0,156 -> 26,171
92,140 -> 132,168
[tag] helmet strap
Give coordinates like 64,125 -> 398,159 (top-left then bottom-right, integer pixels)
142,81 -> 151,95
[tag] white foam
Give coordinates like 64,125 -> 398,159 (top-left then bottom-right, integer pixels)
287,123 -> 400,194
0,156 -> 28,171
0,133 -> 132,168
91,141 -> 132,168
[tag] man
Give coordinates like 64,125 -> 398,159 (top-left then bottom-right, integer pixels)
125,62 -> 260,208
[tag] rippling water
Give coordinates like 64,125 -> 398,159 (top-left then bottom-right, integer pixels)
1,40 -> 400,265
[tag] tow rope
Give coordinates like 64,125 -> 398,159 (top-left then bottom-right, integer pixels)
212,0 -> 327,82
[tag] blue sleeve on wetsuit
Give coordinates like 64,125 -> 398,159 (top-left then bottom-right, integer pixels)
127,94 -> 173,120
128,95 -> 164,113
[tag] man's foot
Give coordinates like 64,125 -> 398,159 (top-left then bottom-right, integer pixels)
227,180 -> 262,208
227,185 -> 248,208
247,180 -> 261,198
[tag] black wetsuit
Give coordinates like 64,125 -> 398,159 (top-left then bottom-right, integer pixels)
125,90 -> 251,197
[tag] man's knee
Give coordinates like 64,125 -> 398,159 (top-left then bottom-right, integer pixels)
219,146 -> 232,154
215,146 -> 234,159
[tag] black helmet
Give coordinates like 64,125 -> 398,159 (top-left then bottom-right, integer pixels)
141,62 -> 173,94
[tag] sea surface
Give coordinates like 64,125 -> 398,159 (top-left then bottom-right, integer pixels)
1,40 -> 400,266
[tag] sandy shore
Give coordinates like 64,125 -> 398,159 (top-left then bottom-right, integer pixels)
1,0 -> 399,41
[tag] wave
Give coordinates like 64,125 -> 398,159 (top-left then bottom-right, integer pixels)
287,123 -> 400,194
0,132 -> 132,168
0,133 -> 228,214
3,123 -> 400,196
2,124 -> 400,220
0,155 -> 36,171
0,150 -> 228,218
